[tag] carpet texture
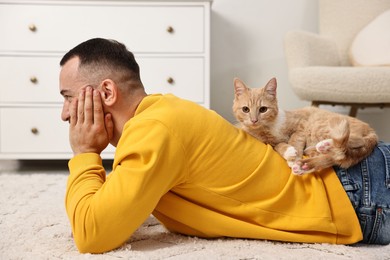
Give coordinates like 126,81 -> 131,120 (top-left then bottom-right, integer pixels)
1,167 -> 389,259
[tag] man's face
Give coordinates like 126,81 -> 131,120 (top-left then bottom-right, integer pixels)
59,57 -> 90,122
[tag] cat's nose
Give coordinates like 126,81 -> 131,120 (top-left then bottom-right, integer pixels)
251,119 -> 258,123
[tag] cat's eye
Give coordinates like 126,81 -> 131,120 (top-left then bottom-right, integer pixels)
259,106 -> 268,113
242,106 -> 250,113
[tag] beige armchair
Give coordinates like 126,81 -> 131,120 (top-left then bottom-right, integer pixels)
284,0 -> 390,117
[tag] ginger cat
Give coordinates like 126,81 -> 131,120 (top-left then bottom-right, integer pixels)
233,77 -> 378,175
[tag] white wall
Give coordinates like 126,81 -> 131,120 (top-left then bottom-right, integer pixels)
210,0 -> 390,141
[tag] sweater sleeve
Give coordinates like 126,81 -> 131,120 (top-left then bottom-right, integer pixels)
65,120 -> 187,253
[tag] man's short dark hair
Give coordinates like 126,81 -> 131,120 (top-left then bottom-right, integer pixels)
60,38 -> 141,82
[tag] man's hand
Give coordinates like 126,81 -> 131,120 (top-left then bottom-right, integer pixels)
69,86 -> 114,155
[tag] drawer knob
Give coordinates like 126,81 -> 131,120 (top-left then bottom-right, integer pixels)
166,26 -> 174,34
28,24 -> 37,32
30,76 -> 38,84
167,77 -> 175,84
31,127 -> 39,135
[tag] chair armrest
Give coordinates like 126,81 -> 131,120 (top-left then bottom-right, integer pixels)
284,30 -> 340,68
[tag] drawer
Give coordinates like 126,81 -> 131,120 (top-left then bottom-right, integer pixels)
0,107 -> 71,153
0,56 -> 205,105
0,55 -> 62,103
0,107 -> 115,155
138,57 -> 205,104
0,3 -> 204,53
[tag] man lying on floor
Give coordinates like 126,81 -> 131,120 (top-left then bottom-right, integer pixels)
59,38 -> 390,253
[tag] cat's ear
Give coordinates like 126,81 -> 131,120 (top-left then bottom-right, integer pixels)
265,78 -> 277,97
234,77 -> 248,97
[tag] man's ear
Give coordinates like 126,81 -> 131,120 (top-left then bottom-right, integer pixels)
99,79 -> 117,106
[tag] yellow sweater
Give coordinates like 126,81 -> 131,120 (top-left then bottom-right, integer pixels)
65,94 -> 362,253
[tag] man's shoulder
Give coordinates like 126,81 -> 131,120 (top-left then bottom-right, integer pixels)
141,94 -> 205,114
130,93 -> 212,129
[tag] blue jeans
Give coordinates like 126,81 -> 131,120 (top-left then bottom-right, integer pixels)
334,142 -> 390,245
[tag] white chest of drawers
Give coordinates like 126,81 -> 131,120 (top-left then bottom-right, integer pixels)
0,0 -> 211,160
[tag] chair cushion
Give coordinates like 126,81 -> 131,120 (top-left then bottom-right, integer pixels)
349,9 -> 390,66
289,66 -> 390,103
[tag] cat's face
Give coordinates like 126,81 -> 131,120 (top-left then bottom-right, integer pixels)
232,78 -> 278,129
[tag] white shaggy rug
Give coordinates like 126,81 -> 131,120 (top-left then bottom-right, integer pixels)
1,161 -> 389,260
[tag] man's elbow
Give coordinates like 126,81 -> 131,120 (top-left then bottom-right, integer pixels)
73,232 -> 120,254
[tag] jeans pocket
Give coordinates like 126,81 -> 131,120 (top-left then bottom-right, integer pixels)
358,207 -> 389,245
358,213 -> 368,238
377,144 -> 390,189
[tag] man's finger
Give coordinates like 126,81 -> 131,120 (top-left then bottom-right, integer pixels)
69,97 -> 78,126
93,89 -> 104,126
84,87 -> 93,124
77,89 -> 85,123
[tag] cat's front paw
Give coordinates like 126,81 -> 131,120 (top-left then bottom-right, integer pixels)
316,139 -> 333,154
291,162 -> 304,175
291,161 -> 315,176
